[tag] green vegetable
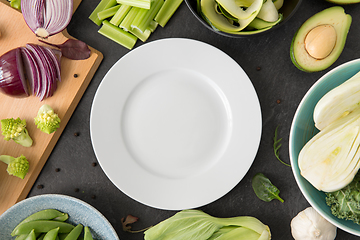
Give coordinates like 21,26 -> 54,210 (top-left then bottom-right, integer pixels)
1,117 -> 33,147
12,209 -> 68,236
109,4 -> 132,26
8,0 -> 21,10
98,20 -> 138,49
144,209 -> 271,240
24,229 -> 36,240
11,220 -> 74,236
0,154 -> 29,179
252,173 -> 284,203
313,70 -> 360,131
84,227 -> 94,240
63,224 -> 83,240
154,0 -> 183,27
97,5 -> 121,21
117,0 -> 151,9
131,0 -> 164,33
34,104 -> 61,134
298,106 -> 360,192
119,7 -> 140,31
89,0 -> 118,25
43,227 -> 59,240
326,172 -> 360,224
273,125 -> 290,167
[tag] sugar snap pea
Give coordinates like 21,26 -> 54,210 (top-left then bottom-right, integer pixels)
64,224 -> 83,240
12,220 -> 74,236
24,229 -> 36,240
12,209 -> 68,236
84,226 -> 94,240
43,227 -> 59,240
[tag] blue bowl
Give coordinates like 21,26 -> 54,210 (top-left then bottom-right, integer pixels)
289,59 -> 360,235
0,194 -> 119,240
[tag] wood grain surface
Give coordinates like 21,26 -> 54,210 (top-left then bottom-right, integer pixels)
0,0 -> 103,215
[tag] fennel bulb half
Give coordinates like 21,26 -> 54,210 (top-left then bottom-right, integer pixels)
299,107 -> 360,192
314,70 -> 360,130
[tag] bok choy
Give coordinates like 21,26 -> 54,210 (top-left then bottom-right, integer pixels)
143,209 -> 271,240
298,106 -> 360,192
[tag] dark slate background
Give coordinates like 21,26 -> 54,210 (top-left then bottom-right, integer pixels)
25,0 -> 360,239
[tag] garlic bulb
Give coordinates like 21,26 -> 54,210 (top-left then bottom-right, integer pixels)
291,207 -> 337,240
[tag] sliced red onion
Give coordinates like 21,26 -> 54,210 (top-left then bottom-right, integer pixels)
0,48 -> 29,97
21,0 -> 73,38
20,47 -> 39,95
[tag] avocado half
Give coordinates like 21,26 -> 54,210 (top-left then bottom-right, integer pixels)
290,6 -> 352,72
326,0 -> 360,4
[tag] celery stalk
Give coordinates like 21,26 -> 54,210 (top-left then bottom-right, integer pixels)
98,20 -> 138,50
117,0 -> 151,9
89,0 -> 118,25
97,5 -> 121,21
154,0 -> 183,27
129,27 -> 151,42
119,7 -> 139,31
148,20 -> 158,32
110,4 -> 132,26
131,0 -> 164,33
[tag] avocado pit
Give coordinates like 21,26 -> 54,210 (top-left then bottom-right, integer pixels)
304,24 -> 337,60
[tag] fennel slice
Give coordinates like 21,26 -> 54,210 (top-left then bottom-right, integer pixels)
299,108 -> 360,191
314,70 -> 360,130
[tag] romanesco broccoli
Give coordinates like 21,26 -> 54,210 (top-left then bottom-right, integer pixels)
1,118 -> 33,147
34,104 -> 61,134
0,154 -> 29,179
325,172 -> 360,224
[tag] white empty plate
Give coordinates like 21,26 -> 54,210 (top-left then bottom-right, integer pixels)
90,38 -> 262,210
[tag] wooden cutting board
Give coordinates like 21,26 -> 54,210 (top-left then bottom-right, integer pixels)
0,0 -> 103,215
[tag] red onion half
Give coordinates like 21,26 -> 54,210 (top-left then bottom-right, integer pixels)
0,48 -> 29,97
0,45 -> 62,100
21,0 -> 73,38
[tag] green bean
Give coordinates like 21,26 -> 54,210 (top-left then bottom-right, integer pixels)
24,229 -> 36,240
64,224 -> 83,240
84,227 -> 94,240
12,220 -> 74,236
12,209 -> 68,236
43,227 -> 59,240
16,232 -> 41,240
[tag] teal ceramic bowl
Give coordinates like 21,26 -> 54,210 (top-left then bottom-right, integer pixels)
0,194 -> 119,240
289,59 -> 360,236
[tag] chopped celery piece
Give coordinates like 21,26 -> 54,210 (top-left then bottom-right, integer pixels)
154,0 -> 183,27
98,20 -> 138,50
119,7 -> 140,31
97,5 -> 121,21
89,0 -> 118,25
110,4 -> 132,26
148,20 -> 158,32
130,27 -> 151,42
131,0 -> 164,33
117,0 -> 151,9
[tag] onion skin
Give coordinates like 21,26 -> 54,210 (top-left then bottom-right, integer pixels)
0,48 -> 29,97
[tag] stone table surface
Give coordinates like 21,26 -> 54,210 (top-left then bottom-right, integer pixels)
24,0 -> 360,239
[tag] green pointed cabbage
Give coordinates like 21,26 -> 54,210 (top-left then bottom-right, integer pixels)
144,209 -> 271,240
314,70 -> 360,131
299,107 -> 360,192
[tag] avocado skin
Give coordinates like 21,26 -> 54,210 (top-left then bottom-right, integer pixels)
290,6 -> 352,73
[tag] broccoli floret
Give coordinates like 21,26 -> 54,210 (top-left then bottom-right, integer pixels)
34,104 -> 61,134
325,172 -> 360,224
0,154 -> 29,179
1,118 -> 33,147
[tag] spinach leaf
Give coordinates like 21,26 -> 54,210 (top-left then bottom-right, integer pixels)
252,173 -> 284,203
